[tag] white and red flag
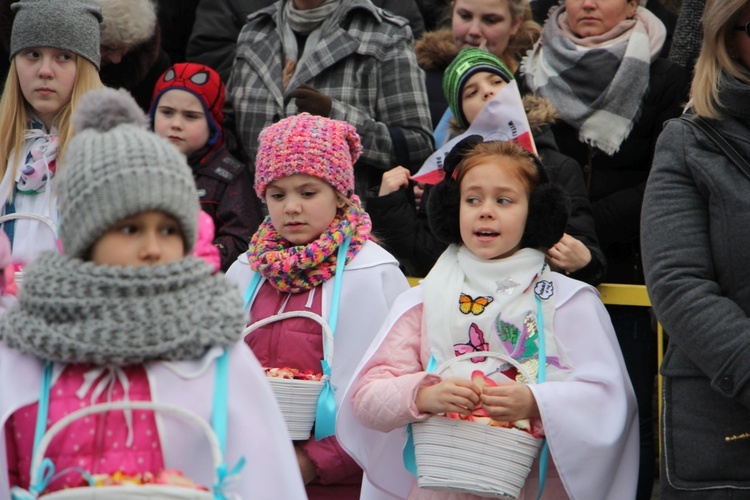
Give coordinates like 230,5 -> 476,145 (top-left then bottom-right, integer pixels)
413,80 -> 536,185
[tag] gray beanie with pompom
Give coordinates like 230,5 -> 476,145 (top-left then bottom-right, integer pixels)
58,88 -> 199,259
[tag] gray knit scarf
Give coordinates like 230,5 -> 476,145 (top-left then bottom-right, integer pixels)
522,6 -> 665,155
0,254 -> 245,365
719,72 -> 750,122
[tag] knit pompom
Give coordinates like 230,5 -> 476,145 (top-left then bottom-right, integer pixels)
72,88 -> 147,134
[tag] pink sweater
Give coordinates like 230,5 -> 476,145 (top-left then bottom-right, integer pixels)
5,364 -> 164,492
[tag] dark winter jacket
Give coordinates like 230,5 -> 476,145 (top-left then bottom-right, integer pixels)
642,110 -> 750,497
369,95 -> 606,285
156,0 -> 200,64
187,0 -> 425,83
414,28 -> 455,130
99,26 -> 172,112
190,133 -> 262,272
519,58 -> 688,284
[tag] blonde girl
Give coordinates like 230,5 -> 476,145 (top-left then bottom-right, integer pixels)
0,0 -> 104,267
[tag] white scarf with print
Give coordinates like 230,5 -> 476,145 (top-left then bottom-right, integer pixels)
422,245 -> 570,383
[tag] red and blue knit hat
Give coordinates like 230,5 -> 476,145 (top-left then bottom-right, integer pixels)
149,63 -> 225,149
254,113 -> 362,199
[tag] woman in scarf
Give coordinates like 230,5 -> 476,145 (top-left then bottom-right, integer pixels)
520,1 -> 688,498
642,0 -> 750,497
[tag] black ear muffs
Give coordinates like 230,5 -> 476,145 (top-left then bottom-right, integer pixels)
427,135 -> 483,244
521,181 -> 570,249
427,137 -> 571,249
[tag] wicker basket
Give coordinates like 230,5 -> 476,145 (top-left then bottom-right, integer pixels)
411,351 -> 543,499
243,310 -> 333,440
0,212 -> 59,287
16,401 -> 222,499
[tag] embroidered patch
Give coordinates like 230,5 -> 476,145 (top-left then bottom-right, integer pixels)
453,323 -> 489,362
458,293 -> 493,315
495,278 -> 520,295
534,280 -> 554,300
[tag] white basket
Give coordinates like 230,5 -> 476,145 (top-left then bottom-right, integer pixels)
0,212 -> 58,286
25,401 -> 220,499
243,310 -> 333,440
412,351 -> 543,499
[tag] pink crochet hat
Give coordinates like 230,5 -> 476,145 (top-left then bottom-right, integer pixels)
254,113 -> 362,198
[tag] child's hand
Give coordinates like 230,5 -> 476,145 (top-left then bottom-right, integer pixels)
378,166 -> 411,196
413,182 -> 426,208
480,382 -> 540,422
416,377 -> 481,416
546,233 -> 592,274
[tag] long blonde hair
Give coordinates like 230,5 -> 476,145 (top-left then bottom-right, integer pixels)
0,56 -> 103,183
691,0 -> 750,118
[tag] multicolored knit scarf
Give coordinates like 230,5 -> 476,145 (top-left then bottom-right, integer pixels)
247,194 -> 372,293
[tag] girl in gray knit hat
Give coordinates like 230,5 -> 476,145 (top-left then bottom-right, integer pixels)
0,88 -> 307,498
0,0 -> 106,271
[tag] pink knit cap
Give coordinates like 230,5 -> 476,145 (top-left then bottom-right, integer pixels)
254,113 -> 362,198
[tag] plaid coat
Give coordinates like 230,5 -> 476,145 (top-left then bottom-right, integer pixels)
225,0 -> 434,196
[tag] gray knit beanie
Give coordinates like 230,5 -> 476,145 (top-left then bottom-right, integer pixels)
58,88 -> 199,259
10,0 -> 103,70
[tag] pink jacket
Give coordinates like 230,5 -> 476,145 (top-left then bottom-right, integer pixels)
6,364 -> 163,491
192,210 -> 221,273
248,280 -> 362,499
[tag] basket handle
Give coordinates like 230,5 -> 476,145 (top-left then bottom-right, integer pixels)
29,401 -> 224,491
433,351 -> 538,385
0,212 -> 58,238
242,310 -> 335,366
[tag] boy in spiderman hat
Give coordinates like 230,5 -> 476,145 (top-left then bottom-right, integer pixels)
150,62 -> 262,271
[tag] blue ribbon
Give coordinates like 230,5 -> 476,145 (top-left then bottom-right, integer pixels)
312,235 -> 350,441
213,457 -> 246,500
402,355 -> 437,477
29,458 -> 55,495
314,360 -> 337,440
534,295 -> 548,500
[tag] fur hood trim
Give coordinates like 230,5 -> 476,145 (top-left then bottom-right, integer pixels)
524,94 -> 558,133
97,0 -> 156,48
416,29 -> 457,71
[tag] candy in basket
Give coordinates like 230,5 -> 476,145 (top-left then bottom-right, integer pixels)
411,351 -> 544,499
243,310 -> 333,441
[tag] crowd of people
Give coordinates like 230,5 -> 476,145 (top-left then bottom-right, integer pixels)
0,0 -> 746,498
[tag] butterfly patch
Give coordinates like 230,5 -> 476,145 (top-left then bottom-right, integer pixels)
459,293 -> 493,315
454,323 -> 490,363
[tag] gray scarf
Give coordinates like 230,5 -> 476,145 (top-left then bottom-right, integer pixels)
522,6 -> 665,155
0,254 -> 245,365
279,0 -> 344,89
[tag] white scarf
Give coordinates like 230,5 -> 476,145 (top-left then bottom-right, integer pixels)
422,245 -> 570,382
